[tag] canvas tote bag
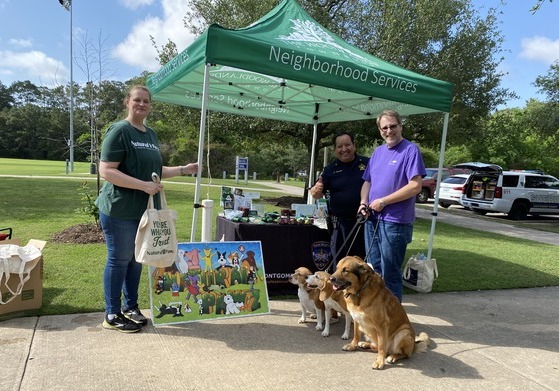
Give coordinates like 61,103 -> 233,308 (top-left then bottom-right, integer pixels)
0,243 -> 43,304
403,253 -> 438,293
134,173 -> 178,268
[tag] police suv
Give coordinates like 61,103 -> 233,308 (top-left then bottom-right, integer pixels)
456,162 -> 559,220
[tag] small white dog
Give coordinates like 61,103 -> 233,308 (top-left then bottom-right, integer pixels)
288,267 -> 324,330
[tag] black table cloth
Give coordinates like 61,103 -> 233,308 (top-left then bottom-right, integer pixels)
216,216 -> 332,295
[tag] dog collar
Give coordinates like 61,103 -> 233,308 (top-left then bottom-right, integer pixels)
344,276 -> 371,300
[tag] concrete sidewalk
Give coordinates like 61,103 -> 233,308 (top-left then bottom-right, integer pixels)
2,288 -> 558,391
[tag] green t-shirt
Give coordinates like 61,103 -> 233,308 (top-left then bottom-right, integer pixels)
95,120 -> 163,219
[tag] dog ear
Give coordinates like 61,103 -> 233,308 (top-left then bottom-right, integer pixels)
356,262 -> 373,280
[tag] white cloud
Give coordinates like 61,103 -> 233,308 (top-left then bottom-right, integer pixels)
520,36 -> 559,63
120,0 -> 155,11
113,0 -> 196,72
9,38 -> 32,48
0,50 -> 68,85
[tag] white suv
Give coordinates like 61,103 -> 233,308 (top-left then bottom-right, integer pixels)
456,162 -> 559,220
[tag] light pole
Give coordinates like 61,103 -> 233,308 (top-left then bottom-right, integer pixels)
59,0 -> 74,172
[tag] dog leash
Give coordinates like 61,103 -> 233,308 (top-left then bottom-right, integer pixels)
324,210 -> 369,272
363,212 -> 381,262
325,208 -> 381,272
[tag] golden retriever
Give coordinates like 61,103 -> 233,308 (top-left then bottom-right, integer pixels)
330,256 -> 430,369
306,271 -> 352,339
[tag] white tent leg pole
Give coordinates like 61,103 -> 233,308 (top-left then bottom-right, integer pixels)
306,114 -> 319,205
201,199 -> 214,242
190,63 -> 212,242
427,112 -> 450,260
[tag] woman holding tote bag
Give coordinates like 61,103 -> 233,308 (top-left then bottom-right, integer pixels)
95,85 -> 198,333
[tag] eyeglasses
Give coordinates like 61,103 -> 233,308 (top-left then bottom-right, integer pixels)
380,124 -> 399,131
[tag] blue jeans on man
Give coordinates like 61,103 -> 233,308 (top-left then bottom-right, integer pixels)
364,219 -> 412,302
100,212 -> 142,315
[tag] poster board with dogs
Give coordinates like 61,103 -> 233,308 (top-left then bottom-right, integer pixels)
149,241 -> 270,325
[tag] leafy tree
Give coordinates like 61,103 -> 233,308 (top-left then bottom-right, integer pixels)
534,62 -> 559,103
443,145 -> 472,166
10,81 -> 42,106
335,0 -> 513,148
0,81 -> 14,109
475,102 -> 559,177
521,99 -> 559,176
151,37 -> 178,66
531,0 -> 555,13
96,80 -> 127,128
479,108 -> 529,168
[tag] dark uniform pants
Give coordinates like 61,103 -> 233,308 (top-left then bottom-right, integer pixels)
330,216 -> 366,268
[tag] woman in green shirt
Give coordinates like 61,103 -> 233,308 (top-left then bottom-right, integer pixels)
96,85 -> 198,333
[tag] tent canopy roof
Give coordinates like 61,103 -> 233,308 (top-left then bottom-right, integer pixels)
147,0 -> 453,124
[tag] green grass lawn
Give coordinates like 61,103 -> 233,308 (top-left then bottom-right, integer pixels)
1,158 -> 558,318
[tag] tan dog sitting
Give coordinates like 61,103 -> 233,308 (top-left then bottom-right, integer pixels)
330,256 -> 430,370
306,271 -> 352,340
288,266 -> 325,330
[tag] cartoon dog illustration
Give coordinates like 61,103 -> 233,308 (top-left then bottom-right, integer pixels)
224,294 -> 243,315
155,301 -> 184,318
242,250 -> 259,272
216,251 -> 229,269
229,251 -> 241,270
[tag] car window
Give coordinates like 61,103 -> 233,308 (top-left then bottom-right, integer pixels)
451,168 -> 469,175
425,169 -> 438,179
547,177 -> 559,189
526,175 -> 559,189
525,176 -> 545,188
502,175 -> 519,187
442,176 -> 467,184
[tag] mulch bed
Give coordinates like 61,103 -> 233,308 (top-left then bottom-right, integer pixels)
51,222 -> 105,244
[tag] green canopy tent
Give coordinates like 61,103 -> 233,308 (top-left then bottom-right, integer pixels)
147,0 -> 453,259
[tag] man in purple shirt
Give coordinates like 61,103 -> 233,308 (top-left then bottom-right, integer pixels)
359,109 -> 426,302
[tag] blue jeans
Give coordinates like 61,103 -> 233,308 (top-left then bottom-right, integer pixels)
100,212 -> 143,315
364,219 -> 413,302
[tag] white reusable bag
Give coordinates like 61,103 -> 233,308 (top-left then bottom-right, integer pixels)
403,253 -> 438,293
134,173 -> 178,268
0,243 -> 43,304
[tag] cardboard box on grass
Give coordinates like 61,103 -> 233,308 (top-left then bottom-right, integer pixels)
0,238 -> 46,321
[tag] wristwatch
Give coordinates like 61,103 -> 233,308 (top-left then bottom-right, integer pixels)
379,199 -> 386,208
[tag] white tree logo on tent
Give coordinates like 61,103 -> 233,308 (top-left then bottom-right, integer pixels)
278,19 -> 379,67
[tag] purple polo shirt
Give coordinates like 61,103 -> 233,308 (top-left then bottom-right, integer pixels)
362,139 -> 426,224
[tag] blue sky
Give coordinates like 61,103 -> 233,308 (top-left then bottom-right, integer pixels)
0,0 -> 557,109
